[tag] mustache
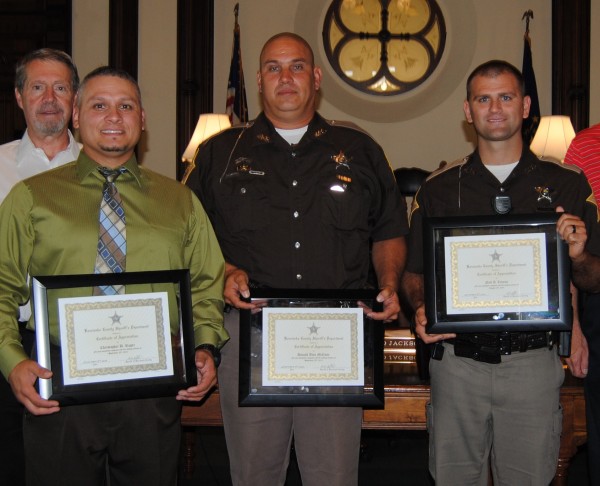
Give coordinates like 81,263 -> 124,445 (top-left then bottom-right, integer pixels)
36,101 -> 64,114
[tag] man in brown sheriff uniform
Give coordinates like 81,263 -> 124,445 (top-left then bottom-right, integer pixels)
402,59 -> 600,485
187,32 -> 408,486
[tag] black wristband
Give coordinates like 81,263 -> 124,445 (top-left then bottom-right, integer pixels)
196,344 -> 221,367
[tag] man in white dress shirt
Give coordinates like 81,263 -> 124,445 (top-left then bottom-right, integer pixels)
0,47 -> 80,486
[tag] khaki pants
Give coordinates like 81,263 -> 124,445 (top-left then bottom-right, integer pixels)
219,309 -> 362,486
428,343 -> 563,486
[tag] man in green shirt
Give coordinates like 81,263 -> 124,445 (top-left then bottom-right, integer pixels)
0,66 -> 228,485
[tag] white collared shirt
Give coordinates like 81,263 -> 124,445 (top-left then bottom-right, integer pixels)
0,130 -> 81,321
0,129 -> 81,202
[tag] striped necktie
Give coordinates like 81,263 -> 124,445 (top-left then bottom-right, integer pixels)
93,167 -> 127,295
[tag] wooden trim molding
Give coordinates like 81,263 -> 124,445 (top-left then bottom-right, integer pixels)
552,0 -> 590,132
109,0 -> 139,79
176,0 -> 214,181
0,0 -> 72,143
180,371 -> 586,485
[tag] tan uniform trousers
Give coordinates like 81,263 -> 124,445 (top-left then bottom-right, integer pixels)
428,343 -> 563,486
219,309 -> 362,486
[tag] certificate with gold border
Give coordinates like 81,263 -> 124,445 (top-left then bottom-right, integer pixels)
423,213 -> 572,333
261,307 -> 364,387
57,293 -> 174,385
239,289 -> 383,407
32,270 -> 196,405
444,233 -> 549,314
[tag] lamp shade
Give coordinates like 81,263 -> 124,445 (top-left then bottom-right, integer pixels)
530,115 -> 576,163
181,114 -> 231,162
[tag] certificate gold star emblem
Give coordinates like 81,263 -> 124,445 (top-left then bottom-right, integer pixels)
110,312 -> 123,324
308,323 -> 320,335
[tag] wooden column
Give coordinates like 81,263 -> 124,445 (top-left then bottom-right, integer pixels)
109,0 -> 139,78
176,0 -> 214,181
552,0 -> 590,131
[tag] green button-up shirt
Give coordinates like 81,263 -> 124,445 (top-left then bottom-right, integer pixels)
0,152 -> 228,378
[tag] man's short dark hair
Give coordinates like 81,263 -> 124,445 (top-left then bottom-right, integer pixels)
466,60 -> 525,99
77,66 -> 142,107
15,48 -> 79,93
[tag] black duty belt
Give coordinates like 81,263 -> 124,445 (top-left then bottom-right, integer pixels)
446,331 -> 554,364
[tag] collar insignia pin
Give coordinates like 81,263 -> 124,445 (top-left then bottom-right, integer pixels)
535,186 -> 552,203
257,134 -> 270,143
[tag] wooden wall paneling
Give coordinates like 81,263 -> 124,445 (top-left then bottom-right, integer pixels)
552,0 -> 590,131
109,0 -> 139,78
0,0 -> 71,143
176,0 -> 214,181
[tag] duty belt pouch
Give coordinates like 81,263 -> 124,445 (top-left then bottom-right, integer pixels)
453,340 -> 501,364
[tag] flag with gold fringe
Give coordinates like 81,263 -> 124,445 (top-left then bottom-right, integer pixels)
521,10 -> 541,145
226,3 -> 248,125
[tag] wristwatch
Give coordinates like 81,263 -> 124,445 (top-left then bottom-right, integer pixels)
196,343 -> 221,367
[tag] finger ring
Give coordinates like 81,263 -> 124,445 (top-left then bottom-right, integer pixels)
572,225 -> 577,234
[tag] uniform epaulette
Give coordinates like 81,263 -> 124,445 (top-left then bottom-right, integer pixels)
324,119 -> 373,138
228,121 -> 254,132
425,155 -> 470,182
540,157 -> 583,175
199,121 -> 252,146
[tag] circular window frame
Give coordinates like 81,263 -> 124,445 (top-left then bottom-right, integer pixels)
294,0 -> 476,123
322,0 -> 447,97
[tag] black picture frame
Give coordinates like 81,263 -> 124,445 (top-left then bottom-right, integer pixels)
31,270 -> 196,406
239,289 -> 384,407
423,213 -> 572,333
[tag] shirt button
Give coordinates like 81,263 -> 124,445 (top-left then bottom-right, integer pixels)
291,152 -> 296,157
500,187 -> 505,193
293,211 -> 299,218
294,242 -> 301,249
296,274 -> 302,280
240,187 -> 246,194
292,180 -> 298,187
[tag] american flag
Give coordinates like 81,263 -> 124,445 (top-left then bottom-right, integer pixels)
521,11 -> 540,145
226,4 -> 248,125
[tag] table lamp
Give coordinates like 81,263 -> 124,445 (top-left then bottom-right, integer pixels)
530,115 -> 576,163
181,113 -> 231,184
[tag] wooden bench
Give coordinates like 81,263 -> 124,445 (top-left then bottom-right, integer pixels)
181,367 -> 586,485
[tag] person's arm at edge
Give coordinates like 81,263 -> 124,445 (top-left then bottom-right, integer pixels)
0,183 -> 59,414
570,250 -> 600,293
177,194 -> 229,401
223,262 -> 259,311
557,208 -> 600,293
565,284 -> 589,378
401,270 -> 455,343
363,237 -> 406,321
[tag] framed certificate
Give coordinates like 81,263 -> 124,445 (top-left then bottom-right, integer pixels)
239,289 -> 384,407
423,213 -> 572,333
32,270 -> 197,405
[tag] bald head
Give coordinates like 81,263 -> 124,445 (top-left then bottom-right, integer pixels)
260,32 -> 315,68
